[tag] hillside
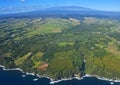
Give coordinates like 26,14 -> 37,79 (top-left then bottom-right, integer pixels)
0,17 -> 120,80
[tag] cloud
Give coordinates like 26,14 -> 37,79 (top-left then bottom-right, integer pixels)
21,0 -> 25,1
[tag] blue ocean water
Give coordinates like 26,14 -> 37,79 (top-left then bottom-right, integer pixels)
0,67 -> 120,85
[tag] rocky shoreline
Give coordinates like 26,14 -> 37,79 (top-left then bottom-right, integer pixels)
0,65 -> 120,84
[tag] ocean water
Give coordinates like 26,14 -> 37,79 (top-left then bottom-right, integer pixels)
0,67 -> 120,85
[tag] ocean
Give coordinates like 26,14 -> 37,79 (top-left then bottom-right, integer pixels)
0,67 -> 120,85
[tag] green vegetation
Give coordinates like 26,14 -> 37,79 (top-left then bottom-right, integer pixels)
58,42 -> 74,46
0,17 -> 120,80
14,52 -> 32,66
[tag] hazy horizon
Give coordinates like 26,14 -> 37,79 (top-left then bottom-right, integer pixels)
0,0 -> 120,14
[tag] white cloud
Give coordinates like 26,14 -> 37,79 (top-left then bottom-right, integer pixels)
20,0 -> 25,2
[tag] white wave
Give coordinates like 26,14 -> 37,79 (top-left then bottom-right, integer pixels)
110,81 -> 114,85
0,65 -> 120,84
33,78 -> 38,81
22,75 -> 26,77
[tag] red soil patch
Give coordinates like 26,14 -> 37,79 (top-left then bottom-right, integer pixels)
37,63 -> 49,70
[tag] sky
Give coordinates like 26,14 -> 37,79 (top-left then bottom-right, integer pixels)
0,0 -> 120,14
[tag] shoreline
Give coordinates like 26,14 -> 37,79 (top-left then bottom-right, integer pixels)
0,65 -> 120,84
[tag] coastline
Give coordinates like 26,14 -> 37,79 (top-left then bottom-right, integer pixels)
0,65 -> 120,84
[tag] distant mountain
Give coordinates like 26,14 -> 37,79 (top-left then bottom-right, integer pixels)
45,6 -> 120,15
0,6 -> 120,19
46,6 -> 96,11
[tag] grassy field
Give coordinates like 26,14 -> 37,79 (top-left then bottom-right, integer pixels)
14,52 -> 32,66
